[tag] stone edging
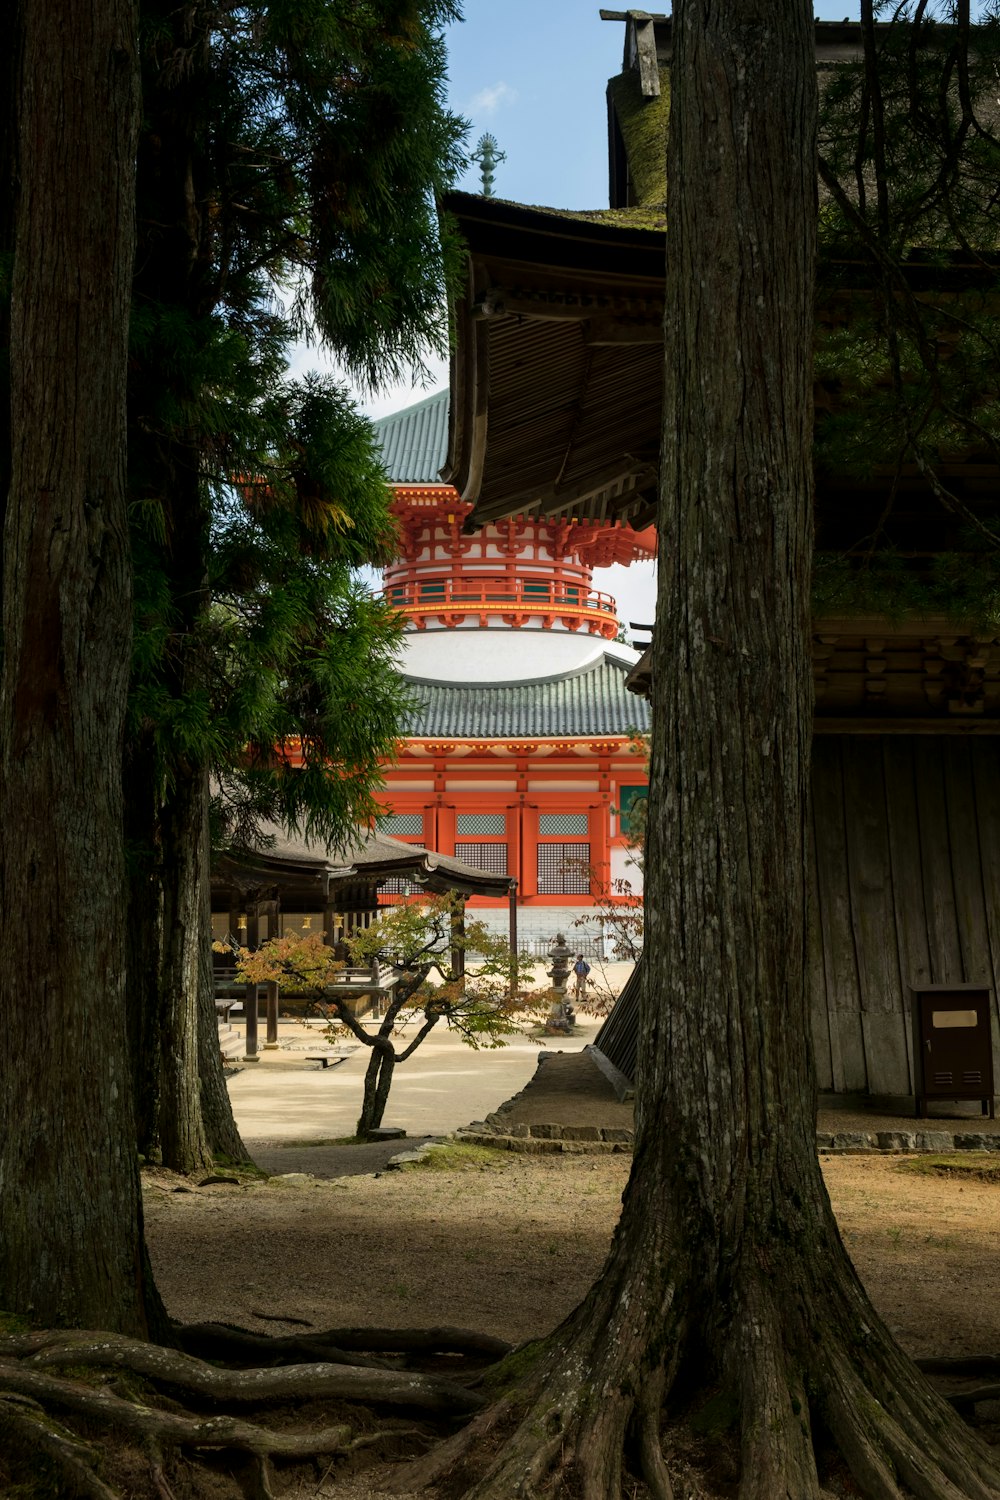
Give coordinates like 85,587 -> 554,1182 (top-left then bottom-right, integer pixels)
817,1129 -> 1000,1154
454,1130 -> 632,1155
443,1124 -> 1000,1157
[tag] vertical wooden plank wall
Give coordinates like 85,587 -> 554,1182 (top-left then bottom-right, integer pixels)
811,737 -> 867,1091
809,736 -> 1000,1098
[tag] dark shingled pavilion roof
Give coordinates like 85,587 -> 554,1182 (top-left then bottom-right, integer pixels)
213,822 -> 515,900
403,652 -> 650,740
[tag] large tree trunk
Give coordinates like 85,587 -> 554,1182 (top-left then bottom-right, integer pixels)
124,731 -> 165,1158
0,0 -> 150,1332
197,780 -> 252,1163
397,4 -> 1000,1498
158,767 -> 213,1173
126,0 -> 228,1172
198,968 -> 254,1165
0,20 -> 15,553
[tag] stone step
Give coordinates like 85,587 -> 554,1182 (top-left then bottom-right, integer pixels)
219,1028 -> 245,1060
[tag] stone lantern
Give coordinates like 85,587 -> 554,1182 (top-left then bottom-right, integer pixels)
546,931 -> 574,1034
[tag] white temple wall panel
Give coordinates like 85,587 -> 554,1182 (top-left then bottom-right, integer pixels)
527,779 -> 600,792
611,845 -> 642,891
444,779 -> 518,791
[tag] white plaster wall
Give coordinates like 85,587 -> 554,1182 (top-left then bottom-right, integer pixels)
468,905 -> 642,961
397,630 -> 639,684
444,779 -> 516,791
527,779 -> 599,792
611,845 -> 643,895
470,906 -> 603,949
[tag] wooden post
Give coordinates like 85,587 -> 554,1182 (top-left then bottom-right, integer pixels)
451,898 -> 466,979
264,980 -> 279,1048
243,905 -> 260,1060
508,879 -> 519,997
243,982 -> 259,1059
229,891 -> 242,944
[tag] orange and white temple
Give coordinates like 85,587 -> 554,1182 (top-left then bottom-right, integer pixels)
373,390 -> 654,946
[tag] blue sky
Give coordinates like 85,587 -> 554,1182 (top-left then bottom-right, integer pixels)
447,3 -> 862,211
305,4 -> 864,627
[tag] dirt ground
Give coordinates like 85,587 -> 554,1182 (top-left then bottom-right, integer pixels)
144,1149 -> 1000,1358
141,1147 -> 1000,1498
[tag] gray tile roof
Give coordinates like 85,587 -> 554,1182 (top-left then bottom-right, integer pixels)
373,390 -> 449,485
402,653 -> 651,739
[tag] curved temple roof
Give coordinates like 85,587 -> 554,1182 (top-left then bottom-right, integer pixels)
373,389 -> 449,485
403,651 -> 650,739
213,823 -> 515,901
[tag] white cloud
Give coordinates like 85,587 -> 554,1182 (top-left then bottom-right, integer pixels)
469,80 -> 517,116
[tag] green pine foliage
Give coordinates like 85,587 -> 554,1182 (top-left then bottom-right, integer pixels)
127,0 -> 467,854
814,3 -> 1000,621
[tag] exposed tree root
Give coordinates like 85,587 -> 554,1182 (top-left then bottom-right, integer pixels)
14,1329 -> 482,1413
0,1323 -> 484,1500
918,1355 -> 1000,1377
383,1238 -> 1000,1500
728,1301 -> 818,1500
635,1371 -> 673,1500
387,1282 -> 671,1500
3,1310 -> 998,1500
0,1362 -> 356,1454
0,1392 -> 120,1499
295,1324 -> 513,1359
144,1437 -> 178,1500
945,1385 -> 1000,1410
384,1394 -> 516,1492
175,1319 -> 510,1366
176,1323 -> 389,1369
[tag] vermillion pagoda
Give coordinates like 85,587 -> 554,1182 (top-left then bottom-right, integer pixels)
372,389 -> 653,947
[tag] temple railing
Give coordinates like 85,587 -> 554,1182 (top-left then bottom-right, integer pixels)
382,577 -> 620,635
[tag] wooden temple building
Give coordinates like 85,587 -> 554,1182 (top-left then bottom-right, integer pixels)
370,389 -> 652,949
430,9 -> 1000,1104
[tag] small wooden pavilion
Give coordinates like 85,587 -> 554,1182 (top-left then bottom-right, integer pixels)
211,826 -> 518,1053
211,824 -> 518,949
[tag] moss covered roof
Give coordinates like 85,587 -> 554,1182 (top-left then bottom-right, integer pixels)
470,195 -> 666,233
535,203 -> 667,230
607,66 -> 669,209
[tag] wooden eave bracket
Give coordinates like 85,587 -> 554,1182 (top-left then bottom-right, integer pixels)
470,288 -> 507,320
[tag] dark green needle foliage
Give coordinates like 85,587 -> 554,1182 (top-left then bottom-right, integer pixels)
128,0 -> 465,844
123,0 -> 466,1164
814,1 -> 1000,619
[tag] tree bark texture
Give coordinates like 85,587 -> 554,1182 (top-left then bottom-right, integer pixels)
126,0 -> 248,1171
0,0 -> 149,1331
400,5 -> 1000,1498
157,767 -> 213,1173
198,961 -> 253,1165
0,19 -> 17,556
124,731 -> 165,1158
356,1043 -> 395,1138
